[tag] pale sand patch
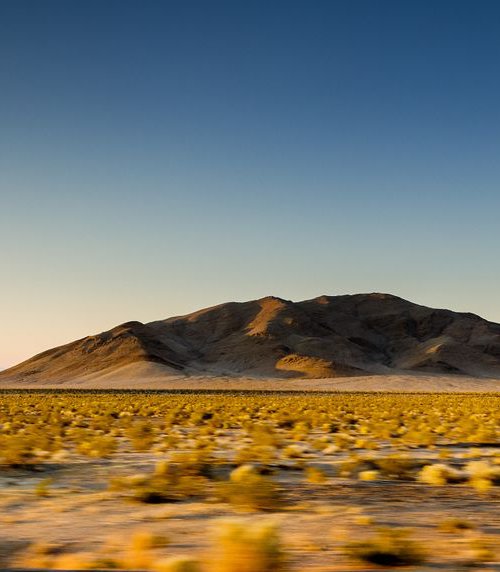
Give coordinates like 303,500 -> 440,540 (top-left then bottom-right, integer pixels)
0,365 -> 499,392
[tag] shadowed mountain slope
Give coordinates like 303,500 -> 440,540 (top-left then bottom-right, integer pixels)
2,293 -> 500,383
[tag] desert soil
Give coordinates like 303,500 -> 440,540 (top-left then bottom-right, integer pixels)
0,437 -> 499,571
1,372 -> 499,392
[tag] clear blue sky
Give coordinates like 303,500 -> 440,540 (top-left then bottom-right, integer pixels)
1,0 -> 499,368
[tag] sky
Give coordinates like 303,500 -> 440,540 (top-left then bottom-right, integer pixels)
1,0 -> 500,369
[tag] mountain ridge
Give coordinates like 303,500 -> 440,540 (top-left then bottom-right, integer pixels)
2,293 -> 500,384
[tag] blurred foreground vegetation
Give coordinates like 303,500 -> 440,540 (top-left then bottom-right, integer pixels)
0,390 -> 499,570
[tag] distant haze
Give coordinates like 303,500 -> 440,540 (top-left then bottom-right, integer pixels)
1,0 -> 500,369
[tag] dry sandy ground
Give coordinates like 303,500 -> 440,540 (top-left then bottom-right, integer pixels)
1,453 -> 499,571
2,367 -> 500,392
0,388 -> 498,570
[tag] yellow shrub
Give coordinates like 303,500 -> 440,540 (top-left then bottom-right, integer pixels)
209,519 -> 286,572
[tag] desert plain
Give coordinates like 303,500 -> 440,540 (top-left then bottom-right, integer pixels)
0,388 -> 499,572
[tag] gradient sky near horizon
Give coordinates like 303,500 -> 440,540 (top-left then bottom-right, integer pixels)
1,0 -> 500,369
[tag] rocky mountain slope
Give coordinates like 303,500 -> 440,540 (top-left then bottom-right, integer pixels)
2,293 -> 500,383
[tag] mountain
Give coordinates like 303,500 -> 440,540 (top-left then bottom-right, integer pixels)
2,293 -> 500,384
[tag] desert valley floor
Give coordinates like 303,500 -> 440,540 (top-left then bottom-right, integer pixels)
1,371 -> 500,392
0,387 -> 498,571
